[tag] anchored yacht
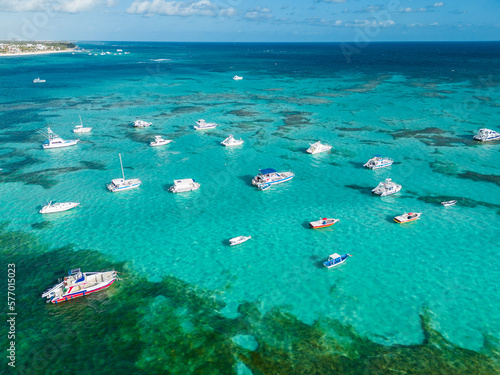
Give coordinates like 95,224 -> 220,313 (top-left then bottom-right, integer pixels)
194,119 -> 217,130
134,120 -> 152,128
221,134 -> 244,147
41,268 -> 117,304
150,136 -> 172,147
39,202 -> 80,214
473,128 -> 500,142
233,75 -> 243,80
372,178 -> 401,196
33,77 -> 46,83
39,127 -> 79,149
107,154 -> 141,192
363,155 -> 393,169
306,141 -> 332,154
251,168 -> 294,190
168,179 -> 200,193
73,115 -> 92,133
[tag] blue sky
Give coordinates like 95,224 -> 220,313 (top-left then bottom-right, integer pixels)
0,0 -> 499,42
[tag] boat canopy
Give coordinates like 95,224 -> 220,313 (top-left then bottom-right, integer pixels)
259,168 -> 277,175
174,179 -> 195,186
329,253 -> 341,259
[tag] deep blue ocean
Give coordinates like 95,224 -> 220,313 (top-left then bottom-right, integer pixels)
0,41 -> 499,374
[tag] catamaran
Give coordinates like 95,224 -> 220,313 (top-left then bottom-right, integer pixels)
73,115 -> 92,133
372,178 -> 402,196
363,155 -> 394,169
107,154 -> 142,192
251,168 -> 294,191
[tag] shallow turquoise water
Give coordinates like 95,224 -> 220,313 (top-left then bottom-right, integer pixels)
0,42 -> 499,365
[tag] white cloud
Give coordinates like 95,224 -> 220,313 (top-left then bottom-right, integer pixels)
315,0 -> 346,3
127,0 -> 233,17
399,7 -> 428,13
244,7 -> 273,20
0,0 -> 112,12
433,2 -> 444,7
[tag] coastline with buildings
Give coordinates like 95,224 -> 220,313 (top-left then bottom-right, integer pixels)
0,41 -> 76,57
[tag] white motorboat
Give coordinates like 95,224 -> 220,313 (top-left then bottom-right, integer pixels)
73,115 -> 92,133
441,200 -> 457,207
394,212 -> 421,224
39,127 -> 79,149
41,268 -> 117,304
372,178 -> 402,196
309,218 -> 339,229
150,136 -> 173,147
233,75 -> 243,81
168,179 -> 200,193
33,77 -> 46,83
252,168 -> 295,190
39,201 -> 80,214
323,253 -> 351,269
306,141 -> 332,154
134,120 -> 152,128
229,236 -> 251,246
107,154 -> 141,192
221,134 -> 244,147
473,128 -> 500,142
363,155 -> 394,169
194,119 -> 217,130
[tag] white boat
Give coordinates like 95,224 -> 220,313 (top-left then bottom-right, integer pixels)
41,268 -> 117,304
473,128 -> 500,142
107,154 -> 141,192
394,212 -> 421,224
441,200 -> 457,207
150,136 -> 173,147
134,120 -> 152,128
229,236 -> 251,246
372,178 -> 402,196
251,168 -> 295,191
117,49 -> 123,52
363,155 -> 394,169
309,218 -> 339,229
233,75 -> 243,81
39,201 -> 80,214
168,179 -> 200,193
33,77 -> 46,83
323,253 -> 351,268
39,127 -> 79,149
306,141 -> 332,154
73,115 -> 92,133
194,119 -> 217,130
221,134 -> 244,147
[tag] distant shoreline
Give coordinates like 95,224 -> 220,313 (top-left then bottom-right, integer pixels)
0,49 -> 76,57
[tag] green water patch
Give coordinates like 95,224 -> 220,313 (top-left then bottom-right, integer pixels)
3,226 -> 498,374
430,161 -> 500,187
226,109 -> 260,117
389,127 -> 476,147
0,160 -> 107,189
31,221 -> 53,230
171,106 -> 204,115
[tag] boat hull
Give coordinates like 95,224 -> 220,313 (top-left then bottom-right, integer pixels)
52,279 -> 116,304
73,128 -> 92,133
107,180 -> 141,192
39,202 -> 79,214
42,140 -> 79,149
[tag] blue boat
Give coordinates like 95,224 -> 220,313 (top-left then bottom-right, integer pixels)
252,168 -> 294,190
323,253 -> 351,268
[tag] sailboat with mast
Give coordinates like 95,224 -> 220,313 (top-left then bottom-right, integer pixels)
107,154 -> 142,192
73,115 -> 92,133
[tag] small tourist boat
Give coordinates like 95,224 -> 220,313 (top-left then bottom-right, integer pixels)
41,268 -> 117,304
372,178 -> 402,196
306,141 -> 332,154
394,212 -> 421,224
229,236 -> 251,246
221,134 -> 244,147
33,77 -> 46,83
39,127 -> 79,149
73,115 -> 92,133
107,154 -> 141,192
363,155 -> 394,169
309,218 -> 340,229
168,178 -> 200,193
134,119 -> 152,128
473,128 -> 500,142
150,135 -> 173,147
323,253 -> 351,269
252,168 -> 294,190
441,200 -> 457,207
194,119 -> 217,130
233,75 -> 243,80
39,201 -> 80,214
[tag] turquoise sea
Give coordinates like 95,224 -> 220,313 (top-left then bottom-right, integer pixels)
0,42 -> 499,374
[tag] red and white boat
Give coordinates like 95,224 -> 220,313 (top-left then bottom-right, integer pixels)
309,217 -> 340,229
41,268 -> 117,304
394,212 -> 421,224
